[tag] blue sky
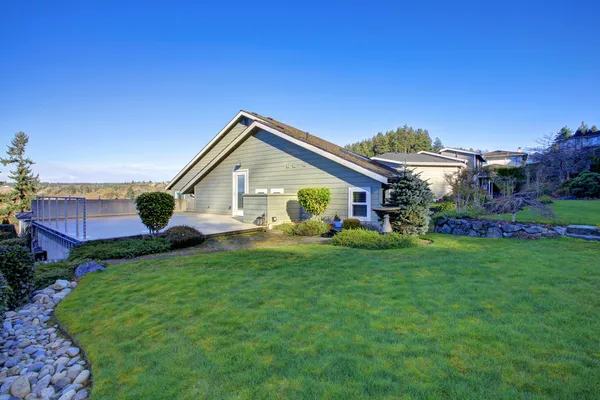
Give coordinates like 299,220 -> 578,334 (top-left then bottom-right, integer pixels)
1,0 -> 598,182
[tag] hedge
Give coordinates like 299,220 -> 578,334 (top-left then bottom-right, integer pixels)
0,245 -> 35,308
331,229 -> 422,250
68,238 -> 171,262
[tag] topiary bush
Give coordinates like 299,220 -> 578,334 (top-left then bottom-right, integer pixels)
135,192 -> 176,234
297,188 -> 331,219
34,260 -> 76,290
283,220 -> 331,236
331,229 -> 422,250
0,245 -> 35,309
342,218 -> 361,230
68,238 -> 171,262
379,167 -> 433,235
567,171 -> 600,198
0,237 -> 29,247
159,225 -> 205,250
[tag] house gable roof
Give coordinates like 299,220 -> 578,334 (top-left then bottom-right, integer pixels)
439,148 -> 487,163
484,150 -> 528,158
168,111 -> 399,192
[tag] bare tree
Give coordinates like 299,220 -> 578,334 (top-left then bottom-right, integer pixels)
444,168 -> 488,212
532,133 -> 596,184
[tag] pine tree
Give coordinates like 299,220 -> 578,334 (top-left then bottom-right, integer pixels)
1,132 -> 39,219
432,137 -> 444,152
383,167 -> 432,235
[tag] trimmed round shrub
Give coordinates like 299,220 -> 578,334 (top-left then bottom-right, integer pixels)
135,192 -> 176,234
297,188 -> 331,218
0,237 -> 29,247
293,220 -> 331,236
160,226 -> 205,250
0,245 -> 35,309
342,218 -> 361,230
331,229 -> 422,250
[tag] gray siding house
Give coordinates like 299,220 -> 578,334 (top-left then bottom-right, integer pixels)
167,111 -> 399,226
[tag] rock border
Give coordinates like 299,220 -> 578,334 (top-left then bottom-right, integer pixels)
434,217 -> 566,239
0,280 -> 90,399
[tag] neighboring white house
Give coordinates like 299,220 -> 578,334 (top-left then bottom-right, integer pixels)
438,148 -> 486,169
371,151 -> 467,198
483,148 -> 528,167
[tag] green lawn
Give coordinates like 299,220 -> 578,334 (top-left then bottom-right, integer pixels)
489,199 -> 600,226
57,235 -> 600,399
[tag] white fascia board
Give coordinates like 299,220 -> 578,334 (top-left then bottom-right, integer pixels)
417,151 -> 467,163
167,110 -> 256,190
371,157 -> 465,167
180,121 -> 390,193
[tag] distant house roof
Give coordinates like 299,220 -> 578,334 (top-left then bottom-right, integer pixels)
439,148 -> 487,163
484,150 -> 528,159
372,152 -> 467,166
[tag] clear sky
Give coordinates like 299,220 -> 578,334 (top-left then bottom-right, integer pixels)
1,0 -> 598,182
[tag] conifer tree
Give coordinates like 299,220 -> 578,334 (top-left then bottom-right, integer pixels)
432,137 -> 444,152
1,132 -> 39,220
383,167 -> 432,235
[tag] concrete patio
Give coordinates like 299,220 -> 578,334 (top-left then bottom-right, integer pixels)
35,212 -> 261,242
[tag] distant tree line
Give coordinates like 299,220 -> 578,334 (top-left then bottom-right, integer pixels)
36,181 -> 168,200
344,125 -> 445,157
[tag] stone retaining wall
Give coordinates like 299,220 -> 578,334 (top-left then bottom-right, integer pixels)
434,217 -> 566,239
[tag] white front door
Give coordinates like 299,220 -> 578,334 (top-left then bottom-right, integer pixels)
232,170 -> 248,216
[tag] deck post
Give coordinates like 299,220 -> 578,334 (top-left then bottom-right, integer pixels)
64,197 -> 68,232
83,199 -> 87,239
76,198 -> 80,238
55,197 -> 59,228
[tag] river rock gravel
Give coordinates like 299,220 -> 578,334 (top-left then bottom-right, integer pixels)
0,280 -> 90,399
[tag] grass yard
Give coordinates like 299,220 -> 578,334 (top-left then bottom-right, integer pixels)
489,199 -> 600,226
57,235 -> 600,399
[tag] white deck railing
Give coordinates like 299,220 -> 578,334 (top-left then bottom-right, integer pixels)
34,195 -> 87,239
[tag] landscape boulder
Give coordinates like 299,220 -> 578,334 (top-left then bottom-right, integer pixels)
74,261 -> 106,279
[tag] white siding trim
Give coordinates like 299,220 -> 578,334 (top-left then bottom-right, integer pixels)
167,111 -> 256,190
270,188 -> 284,194
255,188 -> 267,194
348,186 -> 371,222
371,157 -> 466,167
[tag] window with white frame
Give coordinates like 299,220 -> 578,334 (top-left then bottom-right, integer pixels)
348,187 -> 371,221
